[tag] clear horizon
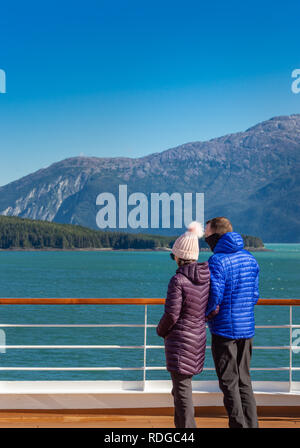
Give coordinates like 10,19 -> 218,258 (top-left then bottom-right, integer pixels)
0,0 -> 300,186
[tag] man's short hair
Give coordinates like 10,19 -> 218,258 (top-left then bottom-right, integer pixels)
206,217 -> 233,235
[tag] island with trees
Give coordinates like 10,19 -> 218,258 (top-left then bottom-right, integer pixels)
0,216 -> 266,251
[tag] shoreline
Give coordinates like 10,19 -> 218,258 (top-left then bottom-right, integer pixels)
0,246 -> 272,252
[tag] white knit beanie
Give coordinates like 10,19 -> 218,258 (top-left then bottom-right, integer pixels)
171,221 -> 204,260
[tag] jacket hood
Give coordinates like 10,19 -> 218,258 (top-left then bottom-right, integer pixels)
214,232 -> 244,254
176,261 -> 210,284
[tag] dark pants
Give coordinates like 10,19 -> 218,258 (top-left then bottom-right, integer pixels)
211,333 -> 258,428
170,371 -> 197,428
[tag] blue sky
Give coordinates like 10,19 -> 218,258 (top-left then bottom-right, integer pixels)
0,0 -> 299,186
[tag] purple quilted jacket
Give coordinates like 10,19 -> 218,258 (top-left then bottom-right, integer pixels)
156,261 -> 210,375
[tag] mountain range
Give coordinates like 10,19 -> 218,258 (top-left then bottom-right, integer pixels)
0,114 -> 299,242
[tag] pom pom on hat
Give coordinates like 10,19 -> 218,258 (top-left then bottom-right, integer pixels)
186,221 -> 204,238
171,221 -> 203,260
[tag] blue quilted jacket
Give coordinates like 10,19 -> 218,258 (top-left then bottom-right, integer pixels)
205,232 -> 260,339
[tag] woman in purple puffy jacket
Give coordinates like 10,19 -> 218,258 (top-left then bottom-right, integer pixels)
156,222 -> 210,428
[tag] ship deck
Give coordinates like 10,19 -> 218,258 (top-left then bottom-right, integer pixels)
0,298 -> 299,429
0,407 -> 299,428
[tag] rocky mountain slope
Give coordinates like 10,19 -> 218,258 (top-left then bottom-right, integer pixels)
0,114 -> 299,242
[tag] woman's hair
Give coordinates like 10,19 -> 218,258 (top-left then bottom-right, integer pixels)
177,258 -> 196,267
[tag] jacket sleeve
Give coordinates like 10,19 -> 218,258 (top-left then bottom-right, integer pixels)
253,265 -> 260,304
156,275 -> 183,338
205,257 -> 226,319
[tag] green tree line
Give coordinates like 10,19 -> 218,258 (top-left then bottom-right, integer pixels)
0,216 -> 175,249
0,216 -> 264,250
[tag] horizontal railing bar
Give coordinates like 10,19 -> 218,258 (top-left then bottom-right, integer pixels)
249,367 -> 290,371
0,367 -> 144,371
0,298 -> 165,305
146,345 -> 294,350
0,324 -> 146,328
1,324 -> 300,331
258,299 -> 300,306
0,345 -> 296,350
0,345 -> 144,349
146,367 -> 291,371
0,298 -> 299,305
0,366 -> 292,371
1,324 -> 300,329
230,346 -> 291,350
255,325 -> 295,329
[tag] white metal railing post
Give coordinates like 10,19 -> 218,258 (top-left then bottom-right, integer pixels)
289,305 -> 293,392
143,305 -> 148,390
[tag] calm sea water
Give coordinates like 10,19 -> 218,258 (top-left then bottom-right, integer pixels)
0,243 -> 299,382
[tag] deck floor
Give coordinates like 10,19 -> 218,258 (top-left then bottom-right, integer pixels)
0,409 -> 299,428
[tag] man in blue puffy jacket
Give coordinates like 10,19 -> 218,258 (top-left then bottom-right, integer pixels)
205,217 -> 260,428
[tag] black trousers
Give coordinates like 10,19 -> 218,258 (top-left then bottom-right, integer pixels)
170,371 -> 197,428
211,333 -> 258,428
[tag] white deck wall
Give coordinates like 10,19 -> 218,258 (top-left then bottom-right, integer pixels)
0,381 -> 299,409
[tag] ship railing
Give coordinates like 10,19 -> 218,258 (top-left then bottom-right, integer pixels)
0,298 -> 299,392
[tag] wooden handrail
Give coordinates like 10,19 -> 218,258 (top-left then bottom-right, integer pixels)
258,299 -> 300,306
0,298 -> 298,305
0,298 -> 164,305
